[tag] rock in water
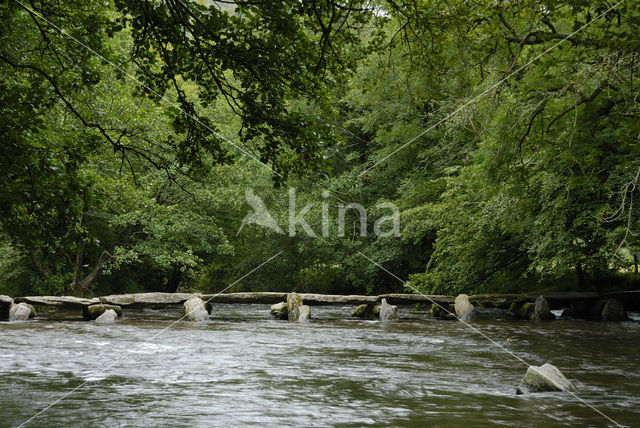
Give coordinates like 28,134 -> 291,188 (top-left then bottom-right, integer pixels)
270,302 -> 288,319
516,363 -> 575,394
454,294 -> 476,321
95,309 -> 118,324
83,304 -> 123,320
508,301 -> 535,319
298,305 -> 311,322
429,303 -> 457,320
9,303 -> 34,321
531,295 -> 555,322
286,292 -> 310,322
379,298 -> 398,321
0,295 -> 14,320
351,303 -> 380,320
601,299 -> 628,321
183,297 -> 210,322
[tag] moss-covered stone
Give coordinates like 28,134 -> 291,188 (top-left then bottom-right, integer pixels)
83,304 -> 123,320
469,294 -> 529,309
351,303 -> 380,320
429,303 -> 456,320
26,304 -> 36,317
270,302 -> 288,320
285,292 -> 310,321
508,301 -> 536,320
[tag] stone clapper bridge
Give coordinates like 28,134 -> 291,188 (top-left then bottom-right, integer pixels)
0,290 -> 637,322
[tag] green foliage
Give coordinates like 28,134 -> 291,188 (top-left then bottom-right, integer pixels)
1,0 -> 639,298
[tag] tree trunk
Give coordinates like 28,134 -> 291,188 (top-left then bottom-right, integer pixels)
165,266 -> 183,293
576,264 -> 586,289
71,241 -> 85,290
72,250 -> 111,297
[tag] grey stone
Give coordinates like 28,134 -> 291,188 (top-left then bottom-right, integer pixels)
9,303 -> 34,321
83,304 -> 123,320
516,363 -> 575,394
100,292 -> 197,306
286,292 -> 310,322
298,305 -> 311,322
183,297 -> 210,322
95,309 -> 118,324
351,303 -> 380,320
454,294 -> 476,321
531,295 -> 555,322
0,295 -> 13,320
379,298 -> 398,321
201,292 -> 287,304
299,293 -> 378,305
270,302 -> 288,320
15,295 -> 99,307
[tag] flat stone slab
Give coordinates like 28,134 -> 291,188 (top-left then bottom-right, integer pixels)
523,292 -> 601,310
201,292 -> 287,304
298,294 -> 377,305
99,292 -> 198,306
605,290 -> 640,311
12,291 -> 625,311
379,293 -> 455,306
469,294 -> 530,309
15,296 -> 99,307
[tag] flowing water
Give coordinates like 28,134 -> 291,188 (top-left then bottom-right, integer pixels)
1,305 -> 639,427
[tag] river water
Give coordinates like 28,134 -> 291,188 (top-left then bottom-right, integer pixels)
1,304 -> 639,427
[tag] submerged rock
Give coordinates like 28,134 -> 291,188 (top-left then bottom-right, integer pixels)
9,303 -> 34,321
183,297 -> 210,322
600,299 -> 628,322
454,294 -> 476,321
270,302 -> 288,320
508,301 -> 535,320
286,292 -> 310,321
351,303 -> 381,320
95,309 -> 118,324
83,304 -> 123,320
379,298 -> 398,321
429,303 -> 457,320
531,295 -> 555,322
516,363 -> 575,394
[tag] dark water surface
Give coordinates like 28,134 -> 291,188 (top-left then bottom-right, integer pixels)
1,305 -> 639,427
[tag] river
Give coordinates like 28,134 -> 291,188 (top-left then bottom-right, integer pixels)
1,304 -> 639,427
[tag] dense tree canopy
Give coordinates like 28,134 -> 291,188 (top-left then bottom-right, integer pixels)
1,0 -> 639,297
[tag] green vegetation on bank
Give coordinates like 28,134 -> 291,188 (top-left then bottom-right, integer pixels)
1,1 -> 639,297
